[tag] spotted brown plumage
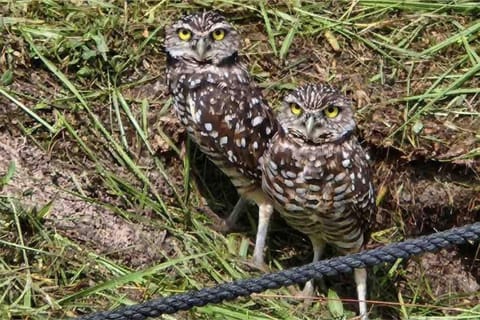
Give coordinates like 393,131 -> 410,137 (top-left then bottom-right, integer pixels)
262,84 -> 375,319
165,11 -> 277,267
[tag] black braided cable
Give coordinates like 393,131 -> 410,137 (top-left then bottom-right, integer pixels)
75,222 -> 480,320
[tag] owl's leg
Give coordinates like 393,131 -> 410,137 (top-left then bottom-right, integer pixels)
300,237 -> 326,297
225,197 -> 248,229
354,267 -> 368,320
252,201 -> 273,269
312,237 -> 326,263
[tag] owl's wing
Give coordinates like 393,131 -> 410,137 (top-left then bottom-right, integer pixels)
307,144 -> 375,246
184,73 -> 277,181
350,147 -> 376,245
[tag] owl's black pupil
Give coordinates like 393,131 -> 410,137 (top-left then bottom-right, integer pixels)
328,107 -> 335,113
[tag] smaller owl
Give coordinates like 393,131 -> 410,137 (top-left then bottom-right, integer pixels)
261,84 -> 375,319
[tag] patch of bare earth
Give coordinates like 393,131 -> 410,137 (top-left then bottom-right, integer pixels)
0,130 -> 181,267
399,249 -> 480,312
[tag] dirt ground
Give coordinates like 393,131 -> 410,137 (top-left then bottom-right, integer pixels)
0,130 -> 181,267
1,4 -> 479,317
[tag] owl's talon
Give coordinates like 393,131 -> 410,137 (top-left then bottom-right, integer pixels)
197,206 -> 233,233
296,280 -> 316,301
238,258 -> 269,273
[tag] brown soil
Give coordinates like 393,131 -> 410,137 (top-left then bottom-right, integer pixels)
0,130 -> 182,268
400,249 -> 480,311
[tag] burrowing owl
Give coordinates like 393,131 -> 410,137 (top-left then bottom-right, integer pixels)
261,84 -> 375,318
165,11 -> 277,267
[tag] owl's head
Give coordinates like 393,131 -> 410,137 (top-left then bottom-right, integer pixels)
165,11 -> 240,65
278,84 -> 355,144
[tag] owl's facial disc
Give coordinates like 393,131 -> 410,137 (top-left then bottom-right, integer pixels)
166,12 -> 240,66
281,84 -> 357,144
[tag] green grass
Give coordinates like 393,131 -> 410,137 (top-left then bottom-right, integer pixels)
1,1 -> 479,319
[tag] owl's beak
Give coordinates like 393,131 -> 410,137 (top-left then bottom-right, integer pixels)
305,116 -> 315,137
195,37 -> 208,60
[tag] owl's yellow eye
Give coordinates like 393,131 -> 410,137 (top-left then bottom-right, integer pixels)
211,29 -> 225,41
177,28 -> 192,41
290,103 -> 303,116
324,106 -> 339,118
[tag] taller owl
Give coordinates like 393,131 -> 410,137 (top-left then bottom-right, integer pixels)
165,11 -> 277,268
